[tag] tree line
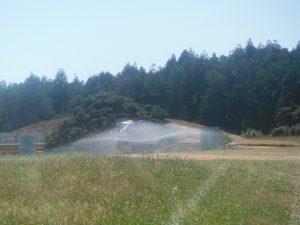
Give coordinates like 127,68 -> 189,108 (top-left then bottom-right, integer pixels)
0,40 -> 299,136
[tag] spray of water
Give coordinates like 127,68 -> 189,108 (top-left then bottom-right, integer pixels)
53,120 -> 202,154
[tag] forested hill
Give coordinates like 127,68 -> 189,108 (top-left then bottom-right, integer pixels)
0,40 -> 300,134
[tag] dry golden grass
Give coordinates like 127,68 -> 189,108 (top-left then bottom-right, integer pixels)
129,147 -> 300,161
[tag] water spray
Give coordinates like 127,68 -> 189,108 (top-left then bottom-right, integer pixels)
51,120 -> 225,154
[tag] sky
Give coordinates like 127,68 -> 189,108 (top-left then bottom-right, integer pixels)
0,0 -> 299,83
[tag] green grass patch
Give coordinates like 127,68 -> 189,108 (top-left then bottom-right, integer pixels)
0,154 -> 298,225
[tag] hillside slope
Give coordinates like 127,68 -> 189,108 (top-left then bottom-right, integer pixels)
0,119 -> 65,143
167,119 -> 300,148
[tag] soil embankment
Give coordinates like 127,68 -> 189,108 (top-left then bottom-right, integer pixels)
167,119 -> 300,148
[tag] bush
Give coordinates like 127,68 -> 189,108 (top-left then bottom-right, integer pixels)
271,126 -> 290,136
290,124 -> 300,136
275,107 -> 294,126
241,129 -> 263,138
45,92 -> 168,148
275,105 -> 300,126
220,134 -> 232,149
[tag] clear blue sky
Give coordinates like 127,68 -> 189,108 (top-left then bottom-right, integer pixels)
0,0 -> 299,83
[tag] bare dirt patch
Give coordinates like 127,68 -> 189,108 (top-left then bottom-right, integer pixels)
167,118 -> 300,148
13,118 -> 65,136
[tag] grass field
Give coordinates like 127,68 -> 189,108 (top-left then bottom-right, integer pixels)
0,149 -> 299,225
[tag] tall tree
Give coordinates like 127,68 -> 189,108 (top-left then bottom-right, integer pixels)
51,70 -> 69,114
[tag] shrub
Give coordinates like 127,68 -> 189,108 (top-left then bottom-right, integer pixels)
271,126 -> 290,136
290,124 -> 300,136
275,107 -> 294,126
241,129 -> 263,138
275,105 -> 300,126
220,134 -> 232,149
45,92 -> 168,148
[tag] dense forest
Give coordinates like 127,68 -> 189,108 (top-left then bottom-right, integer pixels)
0,40 -> 300,140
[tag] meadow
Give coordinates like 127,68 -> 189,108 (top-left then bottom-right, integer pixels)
0,150 -> 299,225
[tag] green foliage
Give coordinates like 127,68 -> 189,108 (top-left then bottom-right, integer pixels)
45,92 -> 168,148
1,40 -> 300,134
275,105 -> 300,126
272,105 -> 300,136
220,134 -> 232,148
241,129 -> 263,138
136,104 -> 168,122
271,122 -> 300,136
275,107 -> 294,126
0,75 -> 54,131
51,70 -> 70,114
271,126 -> 290,136
290,124 -> 300,136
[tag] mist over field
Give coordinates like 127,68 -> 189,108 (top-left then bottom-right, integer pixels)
50,120 -> 201,154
